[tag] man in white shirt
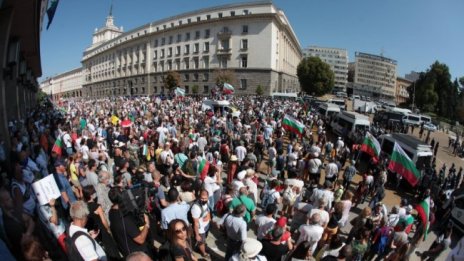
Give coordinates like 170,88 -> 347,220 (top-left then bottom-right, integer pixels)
308,156 -> 322,184
68,201 -> 107,261
255,203 -> 277,240
191,190 -> 211,257
325,159 -> 339,183
297,213 -> 324,255
311,181 -> 334,210
235,141 -> 247,164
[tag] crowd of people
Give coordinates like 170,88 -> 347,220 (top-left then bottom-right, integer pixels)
0,94 -> 462,261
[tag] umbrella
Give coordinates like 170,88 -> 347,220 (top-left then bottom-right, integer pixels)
120,119 -> 132,128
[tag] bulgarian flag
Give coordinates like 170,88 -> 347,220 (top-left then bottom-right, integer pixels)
223,83 -> 235,95
388,142 -> 420,187
282,115 -> 305,137
360,132 -> 381,160
52,137 -> 63,156
198,158 -> 210,181
415,197 -> 430,240
174,87 -> 185,97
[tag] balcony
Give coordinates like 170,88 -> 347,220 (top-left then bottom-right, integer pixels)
216,48 -> 231,56
217,30 -> 232,40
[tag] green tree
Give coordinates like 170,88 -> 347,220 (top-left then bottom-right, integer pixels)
459,76 -> 464,88
191,84 -> 199,95
255,85 -> 264,96
213,69 -> 236,86
297,57 -> 334,96
164,71 -> 181,90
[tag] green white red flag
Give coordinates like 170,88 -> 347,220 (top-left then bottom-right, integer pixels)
360,132 -> 381,160
198,158 -> 210,181
388,142 -> 421,187
52,137 -> 63,156
415,197 -> 430,240
222,83 -> 235,95
282,115 -> 305,137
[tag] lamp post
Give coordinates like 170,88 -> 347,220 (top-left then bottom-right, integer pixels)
412,81 -> 416,110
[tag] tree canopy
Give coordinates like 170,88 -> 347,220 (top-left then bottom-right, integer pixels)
164,71 -> 181,90
297,57 -> 334,96
407,61 -> 459,120
213,69 -> 236,86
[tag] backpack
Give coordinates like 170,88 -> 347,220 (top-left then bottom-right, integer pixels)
187,201 -> 210,225
261,189 -> 277,209
65,231 -> 97,261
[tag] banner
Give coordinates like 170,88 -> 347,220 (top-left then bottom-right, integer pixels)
32,175 -> 61,205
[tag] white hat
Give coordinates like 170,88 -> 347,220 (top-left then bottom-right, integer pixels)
237,170 -> 247,180
116,141 -> 126,148
241,238 -> 263,258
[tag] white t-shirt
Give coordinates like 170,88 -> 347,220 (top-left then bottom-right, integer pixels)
203,176 -> 220,196
309,208 -> 330,227
68,224 -> 107,261
255,215 -> 276,240
308,158 -> 322,174
191,203 -> 210,234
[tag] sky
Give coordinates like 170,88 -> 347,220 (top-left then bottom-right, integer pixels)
40,0 -> 464,82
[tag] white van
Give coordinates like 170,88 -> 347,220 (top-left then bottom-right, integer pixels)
402,114 -> 421,126
420,115 -> 432,124
317,103 -> 340,119
378,133 -> 433,169
328,98 -> 346,110
201,99 -> 241,117
330,111 -> 371,137
389,107 -> 412,115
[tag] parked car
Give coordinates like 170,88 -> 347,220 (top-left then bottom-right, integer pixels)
423,122 -> 438,131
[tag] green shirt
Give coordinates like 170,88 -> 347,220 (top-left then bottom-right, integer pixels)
229,195 -> 256,223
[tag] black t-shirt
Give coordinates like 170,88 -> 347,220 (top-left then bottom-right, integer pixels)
170,243 -> 194,261
327,212 -> 343,229
108,208 -> 149,257
260,240 -> 288,261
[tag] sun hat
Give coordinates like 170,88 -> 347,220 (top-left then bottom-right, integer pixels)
230,155 -> 238,161
241,238 -> 263,258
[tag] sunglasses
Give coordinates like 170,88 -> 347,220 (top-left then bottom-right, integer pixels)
175,226 -> 187,234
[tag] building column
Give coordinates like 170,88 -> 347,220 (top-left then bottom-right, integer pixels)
0,7 -> 14,149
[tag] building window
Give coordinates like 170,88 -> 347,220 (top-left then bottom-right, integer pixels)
184,58 -> 190,69
230,11 -> 235,16
175,60 -> 180,70
179,20 -> 182,25
193,58 -> 199,69
203,56 -> 209,69
168,47 -> 172,57
170,22 -> 174,28
218,12 -> 223,18
153,50 -> 157,59
167,60 -> 172,70
169,36 -> 173,44
220,40 -> 230,50
242,25 -> 248,34
187,18 -> 191,24
203,85 -> 209,93
206,14 -> 211,20
184,74 -> 189,81
176,46 -> 181,56
203,73 -> 209,81
195,31 -> 200,39
161,38 -> 165,45
194,43 -> 199,53
241,39 -> 248,49
240,55 -> 248,68
193,73 -> 199,81
185,32 -> 190,41
163,24 -> 167,29
185,86 -> 189,93
204,42 -> 209,52
243,9 -> 249,15
184,44 -> 190,54
154,39 -> 158,47
177,34 -> 182,43
220,58 -> 227,68
160,49 -> 165,58
240,79 -> 247,90
205,29 -> 210,38
197,16 -> 201,22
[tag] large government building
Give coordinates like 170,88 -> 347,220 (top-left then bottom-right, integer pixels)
75,1 -> 302,98
303,46 -> 348,93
